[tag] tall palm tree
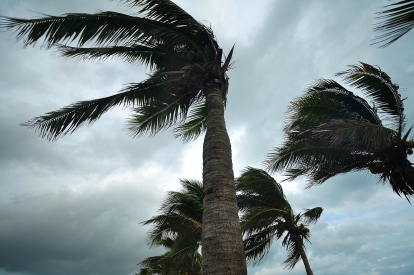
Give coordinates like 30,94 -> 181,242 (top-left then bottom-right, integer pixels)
138,179 -> 203,275
236,167 -> 323,275
373,0 -> 414,47
0,1 -> 246,274
266,62 -> 414,201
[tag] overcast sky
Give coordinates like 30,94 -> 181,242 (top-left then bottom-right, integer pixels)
0,1 -> 413,275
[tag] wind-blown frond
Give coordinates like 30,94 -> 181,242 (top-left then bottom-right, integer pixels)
243,225 -> 279,265
300,207 -> 323,224
173,103 -> 207,142
127,86 -> 199,137
269,63 -> 414,201
236,167 -> 287,211
237,167 -> 321,271
21,74 -> 185,140
56,44 -> 187,69
287,79 -> 382,134
373,0 -> 414,47
139,178 -> 202,274
336,62 -> 404,131
282,234 -> 302,270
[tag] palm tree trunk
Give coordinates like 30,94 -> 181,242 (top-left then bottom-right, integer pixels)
293,235 -> 314,275
202,81 -> 247,275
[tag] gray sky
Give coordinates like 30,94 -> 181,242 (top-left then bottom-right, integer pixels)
0,1 -> 413,275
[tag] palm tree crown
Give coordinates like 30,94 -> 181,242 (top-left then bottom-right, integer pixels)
236,167 -> 323,275
139,179 -> 203,275
266,62 -> 414,201
0,0 -> 232,141
0,1 -> 246,274
373,0 -> 414,47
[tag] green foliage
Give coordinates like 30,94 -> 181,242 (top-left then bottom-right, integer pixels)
267,63 -> 414,200
236,167 -> 323,269
138,179 -> 203,275
373,0 -> 414,47
0,0 -> 234,141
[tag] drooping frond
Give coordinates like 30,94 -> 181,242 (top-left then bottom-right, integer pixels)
336,62 -> 404,132
373,0 -> 414,47
127,82 -> 202,137
243,224 -> 279,265
21,74 -> 185,140
173,103 -> 207,142
282,234 -> 302,270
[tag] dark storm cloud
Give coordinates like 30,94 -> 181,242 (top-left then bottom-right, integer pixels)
0,184 -> 163,275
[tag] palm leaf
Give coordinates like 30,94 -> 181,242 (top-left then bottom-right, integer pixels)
236,167 -> 288,210
336,62 -> 404,132
56,44 -> 187,70
373,0 -> 414,47
287,79 -> 382,133
282,234 -> 302,270
243,225 -> 279,265
0,11 -> 210,53
173,103 -> 207,142
300,207 -> 323,224
21,74 -> 184,140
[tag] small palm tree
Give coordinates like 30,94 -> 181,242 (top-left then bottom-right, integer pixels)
0,1 -> 246,273
236,167 -> 323,275
373,0 -> 414,47
266,62 -> 414,201
138,179 -> 203,275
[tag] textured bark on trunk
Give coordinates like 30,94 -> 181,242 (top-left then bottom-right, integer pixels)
201,81 -> 247,275
293,234 -> 314,275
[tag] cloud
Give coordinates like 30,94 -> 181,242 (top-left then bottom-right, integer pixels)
0,1 -> 413,275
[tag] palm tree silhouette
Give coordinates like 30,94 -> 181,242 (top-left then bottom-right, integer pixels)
266,62 -> 414,201
0,1 -> 246,273
236,167 -> 323,275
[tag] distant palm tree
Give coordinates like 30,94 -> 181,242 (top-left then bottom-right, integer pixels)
266,62 -> 414,201
236,167 -> 323,275
138,179 -> 202,275
0,1 -> 246,274
373,0 -> 414,47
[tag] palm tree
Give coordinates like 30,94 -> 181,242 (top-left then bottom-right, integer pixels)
138,179 -> 202,275
0,1 -> 246,274
236,167 -> 323,275
373,0 -> 414,47
266,62 -> 414,201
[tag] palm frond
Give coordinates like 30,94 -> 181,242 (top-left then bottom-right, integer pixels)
309,119 -> 395,151
282,235 -> 302,270
0,11 -> 213,55
20,74 -> 183,140
127,82 -> 202,137
287,79 -> 382,133
300,207 -> 323,224
336,62 -> 404,132
236,167 -> 288,210
373,0 -> 414,47
243,225 -> 279,265
122,0 -> 219,55
56,44 -> 187,70
173,103 -> 207,142
240,207 -> 288,234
